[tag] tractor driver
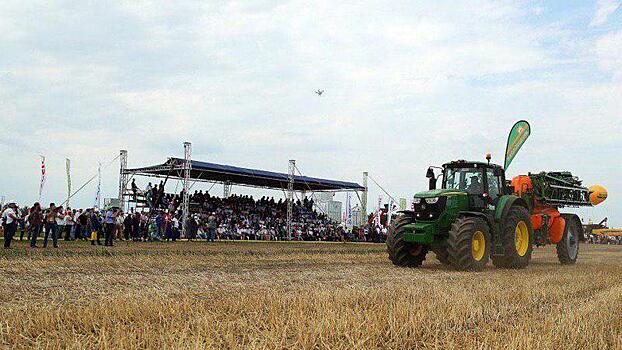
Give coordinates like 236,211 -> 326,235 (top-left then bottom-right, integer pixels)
467,176 -> 483,193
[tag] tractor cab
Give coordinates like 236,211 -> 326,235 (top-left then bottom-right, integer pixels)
426,159 -> 507,207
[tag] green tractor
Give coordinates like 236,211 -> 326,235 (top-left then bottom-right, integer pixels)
386,155 -> 596,271
387,157 -> 536,271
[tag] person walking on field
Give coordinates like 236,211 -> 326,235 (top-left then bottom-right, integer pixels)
2,201 -> 19,249
28,202 -> 44,248
43,203 -> 59,248
103,208 -> 115,246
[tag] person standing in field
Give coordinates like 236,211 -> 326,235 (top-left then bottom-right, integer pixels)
131,211 -> 141,241
115,210 -> 124,240
73,209 -> 81,240
2,201 -> 19,249
64,208 -> 74,241
20,207 -> 30,241
123,211 -> 132,240
55,206 -> 65,241
78,209 -> 88,240
103,208 -> 115,246
155,212 -> 164,239
43,203 -> 59,248
207,212 -> 216,242
90,209 -> 102,246
28,202 -> 44,248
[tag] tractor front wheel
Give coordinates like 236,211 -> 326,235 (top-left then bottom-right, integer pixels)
432,245 -> 451,266
387,214 -> 428,267
557,214 -> 580,265
447,216 -> 491,271
492,206 -> 533,269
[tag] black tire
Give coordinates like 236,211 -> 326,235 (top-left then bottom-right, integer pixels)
557,214 -> 580,265
432,245 -> 451,265
387,214 -> 428,267
447,216 -> 491,271
492,206 -> 533,269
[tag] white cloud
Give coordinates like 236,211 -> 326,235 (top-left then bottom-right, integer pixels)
595,30 -> 622,78
591,0 -> 620,26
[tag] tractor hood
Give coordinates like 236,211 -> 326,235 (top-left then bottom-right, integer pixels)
414,188 -> 467,198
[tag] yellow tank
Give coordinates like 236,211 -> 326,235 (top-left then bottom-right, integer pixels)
589,185 -> 607,205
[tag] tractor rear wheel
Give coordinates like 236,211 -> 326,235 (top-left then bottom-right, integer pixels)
557,214 -> 580,265
387,214 -> 428,267
447,216 -> 490,271
492,206 -> 533,269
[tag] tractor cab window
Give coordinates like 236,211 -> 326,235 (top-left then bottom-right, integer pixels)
443,167 -> 484,195
486,170 -> 501,199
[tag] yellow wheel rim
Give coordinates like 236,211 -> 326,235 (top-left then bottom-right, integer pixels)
471,231 -> 486,261
515,221 -> 529,257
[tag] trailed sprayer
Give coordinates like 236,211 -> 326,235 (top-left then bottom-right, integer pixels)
387,121 -> 608,270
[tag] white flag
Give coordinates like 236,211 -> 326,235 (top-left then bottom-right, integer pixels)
345,193 -> 353,229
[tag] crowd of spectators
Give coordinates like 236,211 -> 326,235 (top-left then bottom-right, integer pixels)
585,233 -> 622,245
0,189 -> 358,248
0,200 -> 128,248
187,191 -> 348,241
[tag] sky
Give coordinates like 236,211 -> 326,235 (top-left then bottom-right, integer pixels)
1,0 -> 621,225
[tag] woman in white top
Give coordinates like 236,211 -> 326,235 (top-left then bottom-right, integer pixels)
55,207 -> 66,240
64,209 -> 74,240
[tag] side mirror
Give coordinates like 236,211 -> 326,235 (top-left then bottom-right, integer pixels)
426,168 -> 437,190
426,168 -> 435,179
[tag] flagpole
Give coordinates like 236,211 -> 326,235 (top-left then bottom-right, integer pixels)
66,158 -> 71,207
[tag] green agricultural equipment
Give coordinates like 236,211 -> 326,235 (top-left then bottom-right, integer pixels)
386,121 -> 608,271
386,158 -> 606,271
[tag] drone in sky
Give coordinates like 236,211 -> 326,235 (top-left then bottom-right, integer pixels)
315,89 -> 324,96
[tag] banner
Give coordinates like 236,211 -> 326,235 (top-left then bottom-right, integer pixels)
399,198 -> 407,211
387,198 -> 395,226
39,156 -> 46,202
66,158 -> 71,206
504,120 -> 531,169
373,196 -> 382,227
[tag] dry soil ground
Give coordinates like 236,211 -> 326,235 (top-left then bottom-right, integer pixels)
0,240 -> 620,349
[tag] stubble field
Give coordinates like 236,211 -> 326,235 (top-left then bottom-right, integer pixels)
0,240 -> 621,349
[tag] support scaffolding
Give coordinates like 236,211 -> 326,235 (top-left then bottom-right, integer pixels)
181,142 -> 192,237
361,171 -> 368,226
223,181 -> 231,198
118,150 -> 128,212
287,160 -> 295,240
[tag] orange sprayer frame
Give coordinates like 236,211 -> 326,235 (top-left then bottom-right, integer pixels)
511,175 -> 565,244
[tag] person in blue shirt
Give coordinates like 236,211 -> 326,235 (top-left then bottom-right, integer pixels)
104,209 -> 116,246
155,212 -> 164,240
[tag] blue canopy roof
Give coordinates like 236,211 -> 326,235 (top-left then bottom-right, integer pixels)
126,157 -> 364,192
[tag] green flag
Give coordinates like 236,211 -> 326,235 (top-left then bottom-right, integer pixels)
504,120 -> 531,169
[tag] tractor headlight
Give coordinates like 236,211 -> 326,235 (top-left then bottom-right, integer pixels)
413,198 -> 422,204
425,197 -> 439,204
